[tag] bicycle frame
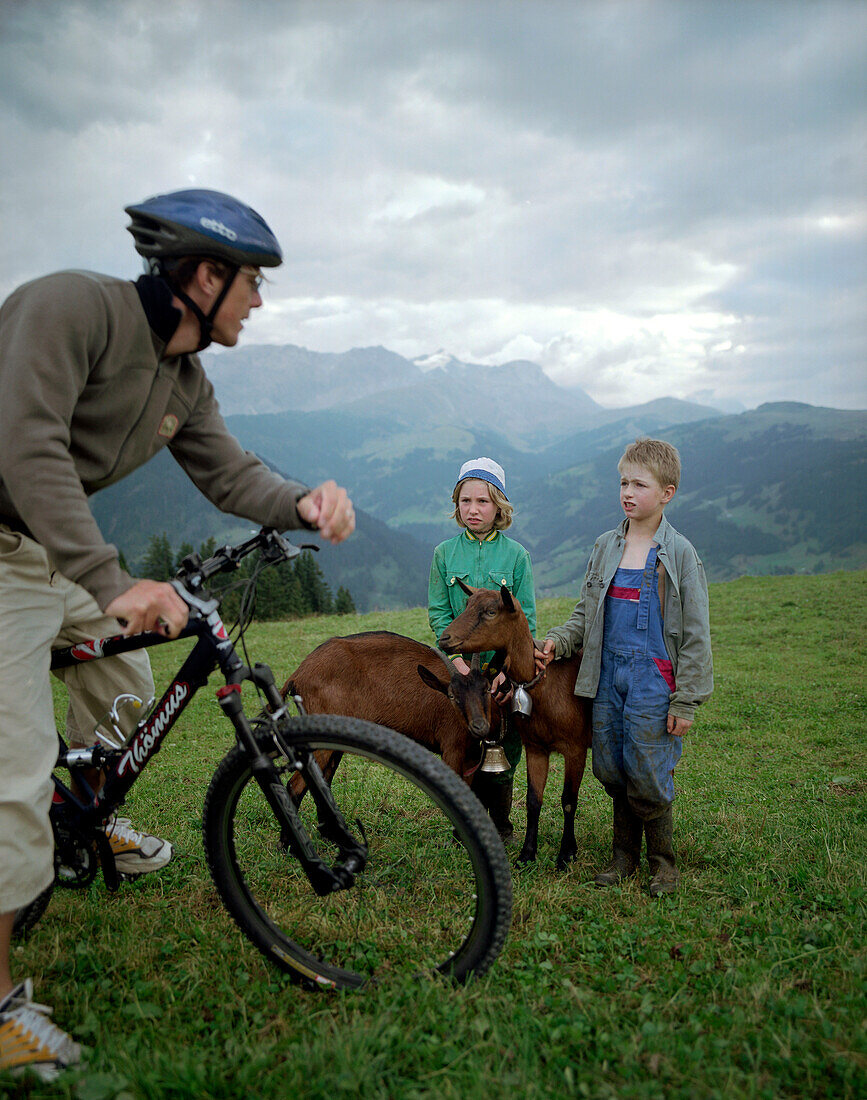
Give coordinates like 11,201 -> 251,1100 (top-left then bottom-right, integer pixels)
48,568 -> 368,896
51,598 -> 225,807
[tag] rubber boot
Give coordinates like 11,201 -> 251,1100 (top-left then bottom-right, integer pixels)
645,806 -> 679,896
594,793 -> 642,886
473,773 -> 516,845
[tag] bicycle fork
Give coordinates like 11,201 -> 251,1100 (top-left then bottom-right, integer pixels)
215,674 -> 368,897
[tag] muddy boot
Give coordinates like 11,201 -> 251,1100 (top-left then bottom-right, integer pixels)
594,793 -> 642,886
473,774 -> 516,845
645,806 -> 679,896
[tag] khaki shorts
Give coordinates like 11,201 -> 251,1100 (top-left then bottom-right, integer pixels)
0,527 -> 153,911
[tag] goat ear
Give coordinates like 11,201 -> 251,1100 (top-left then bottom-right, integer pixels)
456,577 -> 474,596
499,584 -> 515,611
417,663 -> 449,694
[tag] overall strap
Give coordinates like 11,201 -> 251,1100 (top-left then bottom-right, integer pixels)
636,545 -> 659,630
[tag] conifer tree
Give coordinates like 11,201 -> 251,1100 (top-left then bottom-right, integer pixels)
139,533 -> 175,581
335,586 -> 356,614
175,541 -> 195,569
294,552 -> 334,614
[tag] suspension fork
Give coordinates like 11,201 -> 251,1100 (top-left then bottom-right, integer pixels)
216,671 -> 367,896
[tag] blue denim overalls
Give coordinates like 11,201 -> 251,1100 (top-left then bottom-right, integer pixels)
591,545 -> 682,811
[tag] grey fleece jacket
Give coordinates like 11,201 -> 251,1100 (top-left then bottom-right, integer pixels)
545,514 -> 713,721
0,270 -> 310,610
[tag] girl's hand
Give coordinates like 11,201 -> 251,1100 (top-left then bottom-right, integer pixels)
491,671 -> 512,704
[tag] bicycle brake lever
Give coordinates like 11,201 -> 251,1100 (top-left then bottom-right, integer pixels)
261,532 -> 303,563
170,579 -> 220,618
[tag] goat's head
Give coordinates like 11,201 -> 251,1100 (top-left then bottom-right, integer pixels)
416,650 -> 492,739
437,583 -> 526,657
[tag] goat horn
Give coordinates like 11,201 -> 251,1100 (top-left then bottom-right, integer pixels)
433,647 -> 459,677
470,652 -> 481,671
456,577 -> 474,596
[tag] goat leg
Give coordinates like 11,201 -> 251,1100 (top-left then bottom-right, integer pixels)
288,748 -> 341,805
555,745 -> 588,871
518,749 -> 550,863
441,736 -> 472,782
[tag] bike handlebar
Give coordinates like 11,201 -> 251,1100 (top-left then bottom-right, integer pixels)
174,528 -> 302,587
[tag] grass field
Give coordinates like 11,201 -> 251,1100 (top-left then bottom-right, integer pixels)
3,571 -> 866,1099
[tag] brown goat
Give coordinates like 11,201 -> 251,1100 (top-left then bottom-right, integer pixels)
281,631 -> 496,779
438,585 -> 592,869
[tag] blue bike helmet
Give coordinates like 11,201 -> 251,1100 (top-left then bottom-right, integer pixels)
125,189 -> 283,268
125,189 -> 282,350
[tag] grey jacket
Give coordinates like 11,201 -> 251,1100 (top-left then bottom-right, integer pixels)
545,514 -> 713,720
0,270 -> 310,609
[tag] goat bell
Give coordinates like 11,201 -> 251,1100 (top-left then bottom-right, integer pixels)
480,741 -> 511,774
512,683 -> 533,717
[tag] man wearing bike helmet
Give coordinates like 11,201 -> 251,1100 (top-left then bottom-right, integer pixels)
0,189 -> 355,1080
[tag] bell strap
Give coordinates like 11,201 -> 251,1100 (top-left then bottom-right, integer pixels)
509,667 -> 546,694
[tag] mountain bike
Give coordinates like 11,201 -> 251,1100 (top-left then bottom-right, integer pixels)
12,528 -> 512,989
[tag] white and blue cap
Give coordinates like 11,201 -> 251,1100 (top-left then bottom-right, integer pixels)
455,457 -> 508,500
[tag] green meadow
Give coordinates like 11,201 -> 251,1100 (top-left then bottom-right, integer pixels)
4,571 -> 865,1099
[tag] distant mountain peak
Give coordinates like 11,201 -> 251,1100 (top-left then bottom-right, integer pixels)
414,350 -> 458,371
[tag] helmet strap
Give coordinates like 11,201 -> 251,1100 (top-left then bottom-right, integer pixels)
169,264 -> 240,351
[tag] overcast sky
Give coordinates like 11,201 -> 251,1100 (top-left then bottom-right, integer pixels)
1,0 -> 864,410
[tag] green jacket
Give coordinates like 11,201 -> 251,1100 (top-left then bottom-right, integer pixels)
0,271 -> 311,609
545,515 -> 713,721
428,529 -> 537,645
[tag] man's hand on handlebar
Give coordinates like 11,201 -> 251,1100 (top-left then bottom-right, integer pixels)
297,480 -> 356,544
105,580 -> 190,638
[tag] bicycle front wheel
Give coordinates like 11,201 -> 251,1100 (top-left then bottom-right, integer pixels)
202,715 -> 512,989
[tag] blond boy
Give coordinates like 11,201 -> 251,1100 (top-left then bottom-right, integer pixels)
537,440 -> 712,895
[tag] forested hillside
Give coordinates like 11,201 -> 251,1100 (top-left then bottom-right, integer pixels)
90,348 -> 866,609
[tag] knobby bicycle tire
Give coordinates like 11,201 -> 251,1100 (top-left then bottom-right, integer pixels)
202,714 -> 512,989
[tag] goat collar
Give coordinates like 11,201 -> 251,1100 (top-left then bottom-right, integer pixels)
508,668 -> 546,692
462,715 -> 509,781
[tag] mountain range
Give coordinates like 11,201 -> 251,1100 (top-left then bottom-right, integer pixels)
199,344 -> 720,448
90,345 -> 866,612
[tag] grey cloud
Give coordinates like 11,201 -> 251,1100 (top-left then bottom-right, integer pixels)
0,0 -> 863,410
